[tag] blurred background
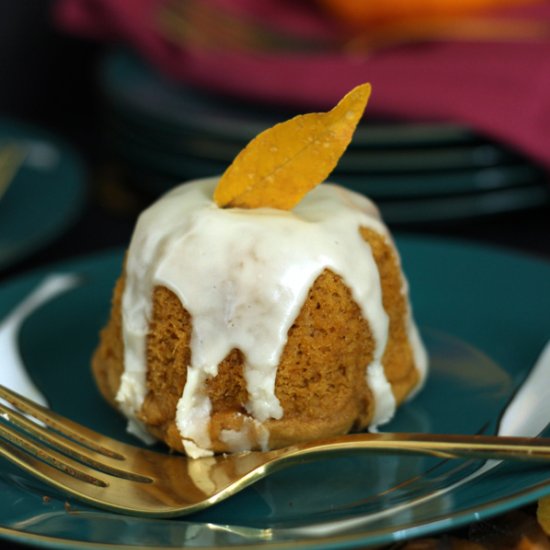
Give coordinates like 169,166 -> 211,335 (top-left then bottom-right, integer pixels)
1,0 -> 550,281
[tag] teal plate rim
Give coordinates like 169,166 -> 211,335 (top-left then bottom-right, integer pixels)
0,117 -> 87,271
1,235 -> 550,549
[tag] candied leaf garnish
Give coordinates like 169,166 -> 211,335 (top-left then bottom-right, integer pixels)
213,83 -> 371,210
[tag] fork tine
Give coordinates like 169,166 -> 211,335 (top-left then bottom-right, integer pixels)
0,419 -> 108,488
0,419 -> 210,517
0,425 -> 146,514
0,402 -> 151,483
0,384 -> 126,458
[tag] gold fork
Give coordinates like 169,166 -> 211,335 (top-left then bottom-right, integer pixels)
0,143 -> 25,202
1,383 -> 550,518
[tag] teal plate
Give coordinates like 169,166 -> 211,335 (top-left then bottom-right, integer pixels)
1,237 -> 550,549
376,185 -> 550,224
104,128 -> 546,207
105,114 -> 517,174
101,49 -> 476,148
337,164 -> 546,198
0,119 -> 87,270
108,152 -> 550,224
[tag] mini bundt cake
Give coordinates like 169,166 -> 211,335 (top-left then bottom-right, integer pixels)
92,178 -> 428,458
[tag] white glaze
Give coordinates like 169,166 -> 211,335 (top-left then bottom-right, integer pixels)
116,178 -> 427,457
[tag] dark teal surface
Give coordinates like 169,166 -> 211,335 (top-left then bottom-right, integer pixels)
0,118 -> 87,270
0,236 -> 550,548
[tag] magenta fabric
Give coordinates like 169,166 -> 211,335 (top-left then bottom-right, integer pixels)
54,0 -> 550,170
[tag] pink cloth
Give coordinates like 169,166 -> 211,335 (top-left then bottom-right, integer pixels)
54,0 -> 550,170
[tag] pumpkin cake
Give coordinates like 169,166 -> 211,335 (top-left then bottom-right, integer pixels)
91,84 -> 428,458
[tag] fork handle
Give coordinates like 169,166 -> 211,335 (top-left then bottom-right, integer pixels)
281,432 -> 550,462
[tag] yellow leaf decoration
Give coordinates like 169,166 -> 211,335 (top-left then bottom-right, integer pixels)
213,83 -> 371,210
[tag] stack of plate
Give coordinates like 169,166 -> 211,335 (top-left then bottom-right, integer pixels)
99,50 -> 549,225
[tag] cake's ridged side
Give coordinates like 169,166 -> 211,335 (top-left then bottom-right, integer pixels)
92,227 -> 420,455
92,274 -> 125,409
360,227 -> 419,404
140,286 -> 192,450
266,268 -> 376,450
